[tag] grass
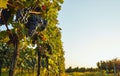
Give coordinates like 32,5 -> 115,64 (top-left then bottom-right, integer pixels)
1,72 -> 68,76
1,71 -> 115,76
67,72 -> 115,76
1,72 -> 8,76
1,72 -> 36,76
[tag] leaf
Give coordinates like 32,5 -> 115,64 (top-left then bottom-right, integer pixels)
57,0 -> 64,4
21,63 -> 25,68
48,58 -> 54,65
0,0 -> 8,8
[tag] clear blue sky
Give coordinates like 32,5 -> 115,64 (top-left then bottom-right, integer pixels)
58,0 -> 120,68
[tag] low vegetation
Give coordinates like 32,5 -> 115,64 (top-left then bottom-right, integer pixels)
65,58 -> 120,76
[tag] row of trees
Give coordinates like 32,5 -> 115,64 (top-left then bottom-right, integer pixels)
0,0 -> 65,76
66,58 -> 120,75
66,67 -> 97,73
97,58 -> 120,74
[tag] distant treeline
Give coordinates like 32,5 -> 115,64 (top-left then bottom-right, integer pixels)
97,58 -> 120,73
66,58 -> 120,74
65,67 -> 98,73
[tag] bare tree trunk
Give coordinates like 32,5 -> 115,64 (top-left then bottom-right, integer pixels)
9,43 -> 19,76
37,46 -> 41,76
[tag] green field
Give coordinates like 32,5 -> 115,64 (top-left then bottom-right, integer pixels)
66,72 -> 115,76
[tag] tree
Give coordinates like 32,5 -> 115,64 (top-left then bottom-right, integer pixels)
66,66 -> 73,73
97,58 -> 120,74
0,0 -> 64,76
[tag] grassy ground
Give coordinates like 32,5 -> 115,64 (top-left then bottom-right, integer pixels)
1,72 -> 68,76
1,72 -> 36,76
67,72 -> 114,76
1,72 -> 115,76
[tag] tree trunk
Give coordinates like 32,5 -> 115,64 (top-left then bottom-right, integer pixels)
46,57 -> 49,76
114,63 -> 117,76
9,43 -> 19,76
0,60 -> 2,76
37,46 -> 41,76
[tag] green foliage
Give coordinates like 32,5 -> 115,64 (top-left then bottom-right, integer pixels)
0,43 -> 14,68
0,0 -> 65,76
97,58 -> 120,73
66,67 -> 98,73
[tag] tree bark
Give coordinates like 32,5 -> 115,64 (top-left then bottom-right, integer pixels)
37,46 -> 41,76
9,43 -> 19,76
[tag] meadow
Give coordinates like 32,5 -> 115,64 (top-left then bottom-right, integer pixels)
66,72 -> 115,76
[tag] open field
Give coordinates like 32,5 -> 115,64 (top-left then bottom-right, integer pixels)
66,72 -> 115,76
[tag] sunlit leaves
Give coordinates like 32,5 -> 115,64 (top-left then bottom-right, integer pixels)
57,0 -> 64,4
0,0 -> 8,8
0,30 -> 9,43
0,0 -> 64,75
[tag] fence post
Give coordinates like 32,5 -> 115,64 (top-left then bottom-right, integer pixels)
114,63 -> 116,76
